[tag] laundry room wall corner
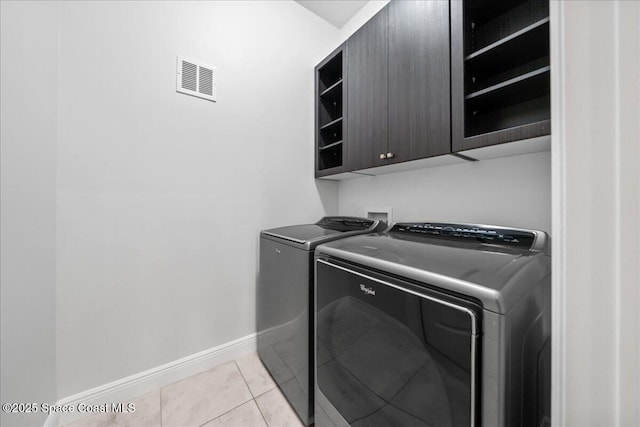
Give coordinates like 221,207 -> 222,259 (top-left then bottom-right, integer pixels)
54,0 -> 343,398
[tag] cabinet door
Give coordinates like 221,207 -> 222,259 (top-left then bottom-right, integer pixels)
388,0 -> 451,163
347,7 -> 388,171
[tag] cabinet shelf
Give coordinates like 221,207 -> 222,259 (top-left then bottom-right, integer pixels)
467,56 -> 549,94
319,83 -> 342,125
465,66 -> 549,137
465,17 -> 549,61
464,18 -> 549,93
319,140 -> 343,152
320,79 -> 343,97
319,121 -> 342,145
466,65 -> 550,101
465,0 -> 549,55
319,117 -> 343,131
318,143 -> 343,170
466,99 -> 550,137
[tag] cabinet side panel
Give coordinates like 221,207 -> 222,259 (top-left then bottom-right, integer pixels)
451,0 -> 466,152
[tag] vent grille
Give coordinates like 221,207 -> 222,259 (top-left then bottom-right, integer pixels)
176,56 -> 216,102
198,67 -> 213,96
181,61 -> 197,92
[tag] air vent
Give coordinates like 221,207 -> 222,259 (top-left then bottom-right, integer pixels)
176,56 -> 216,102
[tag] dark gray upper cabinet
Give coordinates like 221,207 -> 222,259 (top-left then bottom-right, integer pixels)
315,0 -> 551,178
388,0 -> 451,163
451,0 -> 551,152
346,7 -> 388,171
346,1 -> 451,171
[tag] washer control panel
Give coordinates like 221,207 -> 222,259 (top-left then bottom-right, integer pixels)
390,222 -> 537,250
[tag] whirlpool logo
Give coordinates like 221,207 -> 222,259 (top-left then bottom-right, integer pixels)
360,284 -> 376,296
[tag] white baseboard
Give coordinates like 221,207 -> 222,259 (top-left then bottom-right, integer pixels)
46,333 -> 257,427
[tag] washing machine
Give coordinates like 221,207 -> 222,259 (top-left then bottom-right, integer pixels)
315,222 -> 551,427
257,216 -> 386,426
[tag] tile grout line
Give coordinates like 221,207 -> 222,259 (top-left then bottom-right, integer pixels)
235,356 -> 277,399
233,358 -> 260,402
197,399 -> 253,427
194,360 -> 255,427
233,359 -> 252,395
255,401 -> 271,427
159,388 -> 163,427
234,358 -> 271,427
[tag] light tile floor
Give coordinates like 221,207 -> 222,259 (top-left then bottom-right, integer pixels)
64,352 -> 305,427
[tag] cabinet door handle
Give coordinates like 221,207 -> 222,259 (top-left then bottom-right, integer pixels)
386,152 -> 395,159
379,153 -> 387,160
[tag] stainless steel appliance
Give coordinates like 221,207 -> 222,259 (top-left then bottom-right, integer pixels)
257,217 -> 385,425
315,222 -> 551,427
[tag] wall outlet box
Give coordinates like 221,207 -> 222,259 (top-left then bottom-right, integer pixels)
364,207 -> 393,226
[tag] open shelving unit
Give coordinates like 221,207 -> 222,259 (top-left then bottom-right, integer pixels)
453,0 -> 551,151
315,45 -> 346,176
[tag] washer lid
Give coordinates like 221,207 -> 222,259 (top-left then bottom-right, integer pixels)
262,217 -> 382,249
315,224 -> 550,314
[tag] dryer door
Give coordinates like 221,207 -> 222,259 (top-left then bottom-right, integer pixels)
315,258 -> 481,427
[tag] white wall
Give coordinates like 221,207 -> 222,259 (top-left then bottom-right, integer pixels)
551,1 -> 640,425
0,2 -> 59,426
338,152 -> 551,233
337,0 -> 389,38
55,1 -> 340,397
